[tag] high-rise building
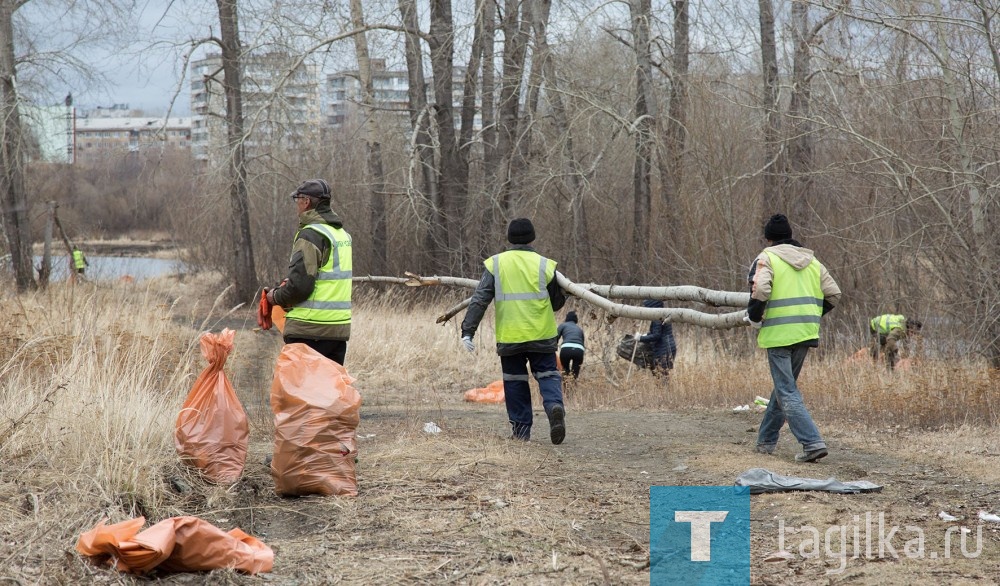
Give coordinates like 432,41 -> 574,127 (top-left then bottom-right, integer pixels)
327,60 -> 481,132
190,52 -> 322,162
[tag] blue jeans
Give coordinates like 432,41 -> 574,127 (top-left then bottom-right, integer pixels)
757,345 -> 826,451
500,352 -> 564,440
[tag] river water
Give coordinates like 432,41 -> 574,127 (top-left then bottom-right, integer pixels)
36,255 -> 186,282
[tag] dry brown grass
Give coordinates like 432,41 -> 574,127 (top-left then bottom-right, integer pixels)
1,278 -> 998,583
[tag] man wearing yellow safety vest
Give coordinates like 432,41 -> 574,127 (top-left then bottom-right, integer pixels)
745,214 -> 841,463
265,179 -> 352,365
461,218 -> 568,444
869,314 -> 922,370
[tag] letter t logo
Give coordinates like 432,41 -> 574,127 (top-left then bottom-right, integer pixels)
674,511 -> 729,561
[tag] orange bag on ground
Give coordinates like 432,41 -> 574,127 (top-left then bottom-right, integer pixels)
271,343 -> 362,496
175,329 -> 248,484
464,380 -> 505,403
76,516 -> 273,575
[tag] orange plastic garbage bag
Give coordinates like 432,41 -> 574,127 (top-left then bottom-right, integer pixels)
271,343 -> 362,497
175,329 -> 248,484
464,380 -> 505,403
76,516 -> 273,575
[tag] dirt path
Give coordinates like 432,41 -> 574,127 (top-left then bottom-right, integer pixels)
167,386 -> 1000,585
153,316 -> 1000,585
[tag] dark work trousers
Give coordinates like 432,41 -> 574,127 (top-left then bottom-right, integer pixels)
500,352 -> 564,440
559,347 -> 585,379
284,336 -> 347,366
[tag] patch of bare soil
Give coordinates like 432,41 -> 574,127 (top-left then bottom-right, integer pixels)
134,362 -> 1000,585
26,304 -> 999,585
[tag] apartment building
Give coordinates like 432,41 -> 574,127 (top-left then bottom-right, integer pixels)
327,60 -> 481,131
190,51 -> 323,162
73,116 -> 192,165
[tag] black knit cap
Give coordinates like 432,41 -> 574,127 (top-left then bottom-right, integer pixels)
507,218 -> 536,244
642,299 -> 663,308
763,213 -> 792,241
566,311 -> 578,323
293,179 -> 331,199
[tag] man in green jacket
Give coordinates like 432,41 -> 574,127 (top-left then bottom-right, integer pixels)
746,214 -> 842,463
461,218 -> 567,444
869,314 -> 922,370
265,179 -> 352,365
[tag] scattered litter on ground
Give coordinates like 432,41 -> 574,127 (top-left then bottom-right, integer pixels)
978,511 -> 1000,523
939,511 -> 960,521
735,468 -> 883,494
423,422 -> 442,434
732,404 -> 750,412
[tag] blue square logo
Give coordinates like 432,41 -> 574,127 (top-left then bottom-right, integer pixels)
650,486 -> 750,585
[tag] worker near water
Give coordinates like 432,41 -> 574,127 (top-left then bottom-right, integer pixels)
869,314 -> 922,370
460,218 -> 568,444
265,179 -> 352,366
72,245 -> 88,277
556,311 -> 586,382
746,214 -> 841,463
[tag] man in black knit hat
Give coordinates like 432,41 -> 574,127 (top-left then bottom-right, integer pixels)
461,218 -> 568,444
746,214 -> 841,463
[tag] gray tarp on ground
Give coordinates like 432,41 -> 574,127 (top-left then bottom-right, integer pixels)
735,468 -> 883,495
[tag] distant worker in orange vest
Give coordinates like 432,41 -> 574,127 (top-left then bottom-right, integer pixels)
72,246 -> 89,277
869,314 -> 922,370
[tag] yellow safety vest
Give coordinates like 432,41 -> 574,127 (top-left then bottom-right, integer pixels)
870,314 -> 905,335
285,224 -> 352,325
72,249 -> 86,270
757,251 -> 824,348
485,250 -> 557,344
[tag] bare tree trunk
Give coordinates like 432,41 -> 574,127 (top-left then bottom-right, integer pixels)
662,0 -> 688,210
398,0 -> 443,273
531,0 -> 589,276
758,0 -> 782,215
428,0 -> 468,273
349,0 -> 387,275
629,0 -> 653,283
0,0 -> 33,292
39,201 -> 54,287
785,0 -> 813,220
458,0 -> 487,272
216,0 -> 256,303
427,0 -> 465,271
478,0 -> 499,262
496,0 -> 530,216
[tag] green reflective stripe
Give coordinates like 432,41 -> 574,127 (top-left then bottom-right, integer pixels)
766,296 -> 823,309
286,223 -> 352,325
534,370 -> 561,379
757,251 -> 824,348
503,373 -> 531,382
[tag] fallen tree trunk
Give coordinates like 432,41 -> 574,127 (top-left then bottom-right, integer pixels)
354,272 -> 749,330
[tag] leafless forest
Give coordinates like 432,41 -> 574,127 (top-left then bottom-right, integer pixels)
7,0 -> 1000,363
